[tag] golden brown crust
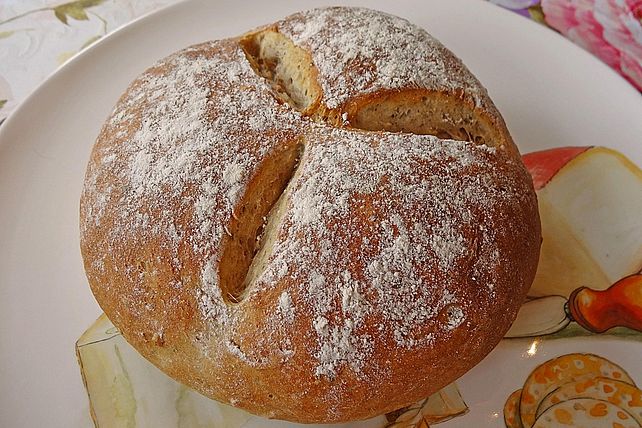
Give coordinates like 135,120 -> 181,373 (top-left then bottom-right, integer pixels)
80,7 -> 541,423
343,88 -> 519,158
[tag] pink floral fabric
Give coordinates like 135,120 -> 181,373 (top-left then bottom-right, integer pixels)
490,0 -> 642,91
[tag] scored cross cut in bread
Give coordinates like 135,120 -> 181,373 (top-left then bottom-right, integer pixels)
241,7 -> 516,155
218,138 -> 304,304
348,88 -> 505,148
80,6 -> 541,423
240,28 -> 321,114
233,7 -> 521,309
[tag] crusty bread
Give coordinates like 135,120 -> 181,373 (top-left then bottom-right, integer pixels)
240,9 -> 516,154
80,7 -> 541,423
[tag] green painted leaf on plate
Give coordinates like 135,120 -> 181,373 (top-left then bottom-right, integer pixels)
53,0 -> 106,25
528,5 -> 548,26
0,31 -> 15,39
54,5 -> 88,23
0,100 -> 7,109
81,35 -> 101,50
54,9 -> 68,25
76,0 -> 107,7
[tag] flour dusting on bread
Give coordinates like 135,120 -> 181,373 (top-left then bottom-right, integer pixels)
279,7 -> 490,110
80,7 -> 540,423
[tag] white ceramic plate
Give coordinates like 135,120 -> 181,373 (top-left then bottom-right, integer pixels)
1,0 -> 641,427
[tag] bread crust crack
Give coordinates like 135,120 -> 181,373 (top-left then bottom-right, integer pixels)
218,140 -> 304,304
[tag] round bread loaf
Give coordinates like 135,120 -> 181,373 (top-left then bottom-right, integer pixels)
80,7 -> 541,423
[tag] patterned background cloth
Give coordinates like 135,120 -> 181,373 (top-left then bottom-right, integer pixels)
1,0 -> 641,124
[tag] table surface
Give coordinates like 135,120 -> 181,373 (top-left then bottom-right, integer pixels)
0,0 -> 640,126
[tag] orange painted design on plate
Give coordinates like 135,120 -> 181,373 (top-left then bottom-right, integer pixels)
554,408 -> 574,425
617,411 -> 630,420
589,402 -> 609,417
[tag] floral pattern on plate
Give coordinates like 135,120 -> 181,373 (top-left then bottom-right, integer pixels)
489,0 -> 642,91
